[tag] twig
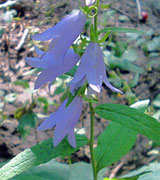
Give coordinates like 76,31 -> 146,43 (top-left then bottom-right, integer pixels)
135,0 -> 142,20
109,161 -> 125,179
15,28 -> 29,51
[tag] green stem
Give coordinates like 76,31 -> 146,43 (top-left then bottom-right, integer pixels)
89,102 -> 97,180
89,1 -> 99,179
94,0 -> 100,32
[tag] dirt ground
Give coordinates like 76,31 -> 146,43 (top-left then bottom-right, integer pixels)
0,0 -> 160,178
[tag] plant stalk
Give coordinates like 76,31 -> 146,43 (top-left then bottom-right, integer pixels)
94,0 -> 100,32
89,102 -> 97,180
89,1 -> 100,179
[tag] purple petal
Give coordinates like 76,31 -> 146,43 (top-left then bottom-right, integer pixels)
103,78 -> 124,94
34,46 -> 45,56
32,10 -> 86,41
53,97 -> 83,147
37,113 -> 57,131
25,57 -> 46,68
34,48 -> 80,89
68,129 -> 76,148
37,97 -> 83,147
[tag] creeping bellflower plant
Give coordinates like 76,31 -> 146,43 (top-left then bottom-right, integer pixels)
23,1 -> 128,180
1,1 -> 157,180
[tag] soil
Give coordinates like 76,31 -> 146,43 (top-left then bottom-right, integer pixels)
0,0 -> 160,179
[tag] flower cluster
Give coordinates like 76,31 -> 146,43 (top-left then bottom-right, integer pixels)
26,1 -> 122,148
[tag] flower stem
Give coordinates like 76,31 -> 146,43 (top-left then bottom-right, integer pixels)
94,0 -> 100,32
89,102 -> 97,180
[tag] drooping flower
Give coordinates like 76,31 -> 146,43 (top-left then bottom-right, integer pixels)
85,0 -> 96,6
38,96 -> 83,148
70,42 -> 123,94
26,47 -> 80,89
26,10 -> 86,89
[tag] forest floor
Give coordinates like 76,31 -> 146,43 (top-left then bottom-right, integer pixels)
0,0 -> 160,178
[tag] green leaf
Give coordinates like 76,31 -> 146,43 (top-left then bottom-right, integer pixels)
17,113 -> 38,138
0,134 -> 88,180
13,80 -> 29,89
108,59 -> 144,74
54,86 -> 65,95
98,30 -> 111,43
101,4 -> 111,9
95,122 -> 136,171
95,103 -> 160,145
104,172 -> 147,180
121,162 -> 160,180
13,160 -> 106,180
65,93 -> 75,107
69,162 -> 93,180
99,27 -> 143,34
122,48 -> 138,62
13,160 -> 70,180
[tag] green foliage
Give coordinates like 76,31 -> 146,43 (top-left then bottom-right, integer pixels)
13,80 -> 30,89
11,160 -> 107,180
104,51 -> 144,74
37,97 -> 52,113
17,113 -> 38,138
95,122 -> 136,171
113,41 -> 127,57
95,103 -> 160,144
0,134 -> 88,180
121,162 -> 160,180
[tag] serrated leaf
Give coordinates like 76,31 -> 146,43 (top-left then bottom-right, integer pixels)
95,122 -> 136,171
13,80 -> 29,89
95,103 -> 160,145
0,134 -> 88,180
